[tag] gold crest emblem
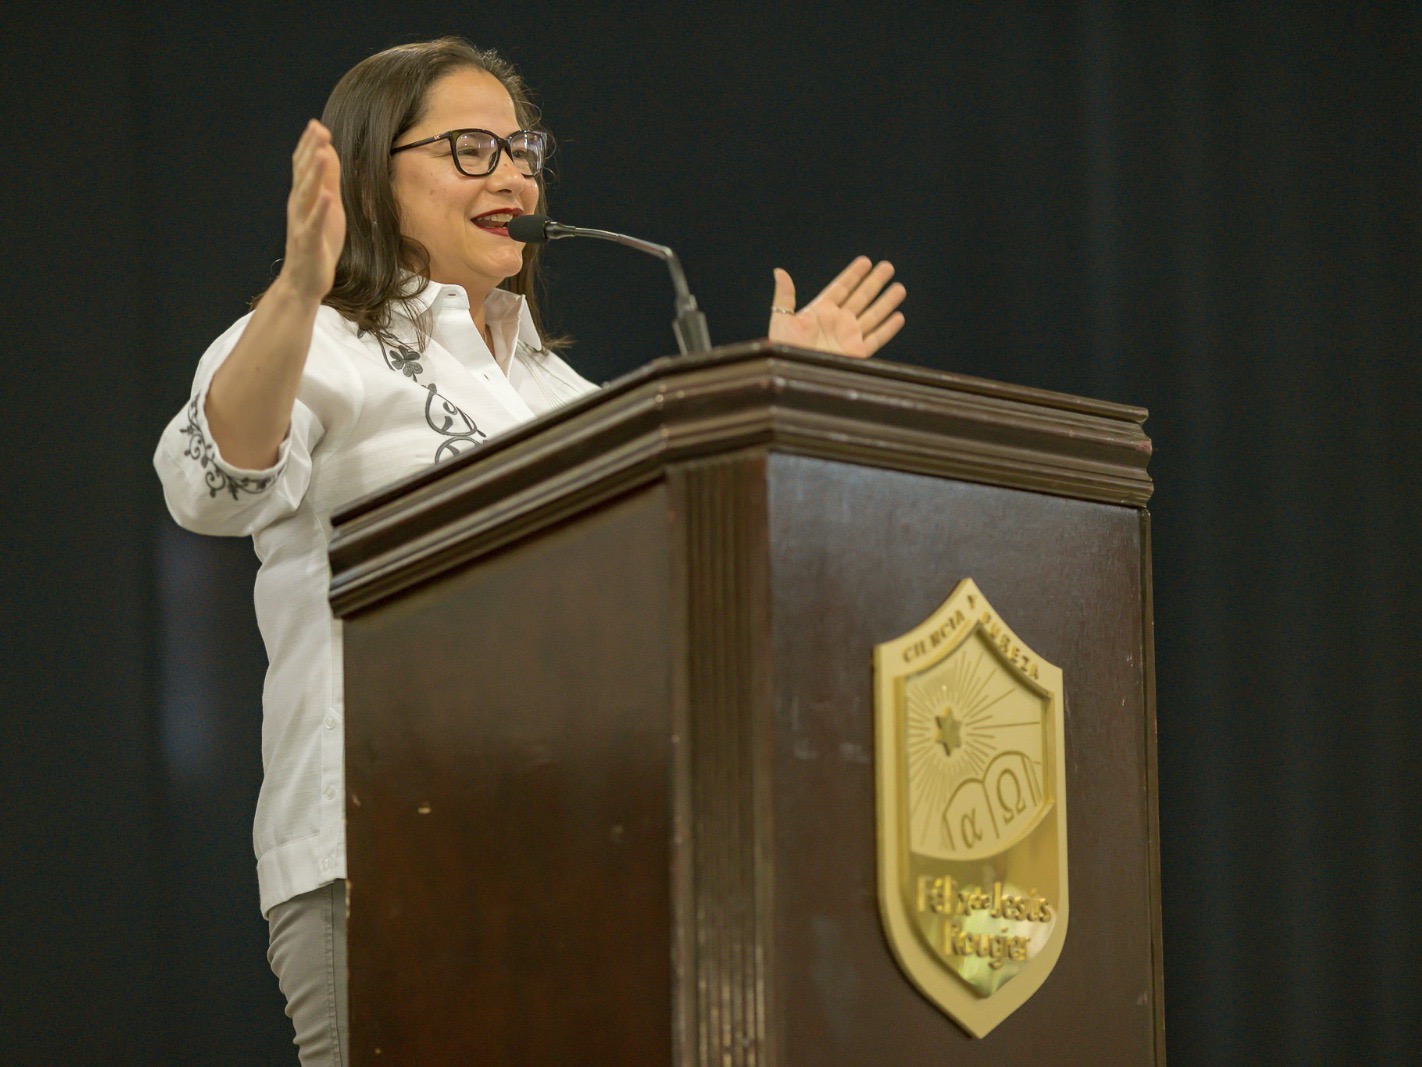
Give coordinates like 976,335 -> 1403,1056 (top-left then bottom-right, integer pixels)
874,578 -> 1068,1037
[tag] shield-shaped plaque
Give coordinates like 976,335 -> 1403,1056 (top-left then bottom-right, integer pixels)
874,578 -> 1068,1037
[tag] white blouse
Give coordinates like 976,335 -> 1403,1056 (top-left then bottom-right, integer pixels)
154,282 -> 598,915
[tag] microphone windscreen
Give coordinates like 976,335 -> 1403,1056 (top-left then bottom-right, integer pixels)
508,214 -> 550,243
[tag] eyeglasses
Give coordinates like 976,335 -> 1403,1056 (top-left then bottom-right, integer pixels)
389,128 -> 548,178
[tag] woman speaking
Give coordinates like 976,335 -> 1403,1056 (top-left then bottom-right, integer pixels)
154,36 -> 904,1063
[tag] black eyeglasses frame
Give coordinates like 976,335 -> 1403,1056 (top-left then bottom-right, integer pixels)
389,128 -> 548,178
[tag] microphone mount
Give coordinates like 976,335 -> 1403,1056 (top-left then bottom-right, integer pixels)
511,215 -> 712,355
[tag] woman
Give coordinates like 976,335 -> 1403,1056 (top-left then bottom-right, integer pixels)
155,36 -> 904,1064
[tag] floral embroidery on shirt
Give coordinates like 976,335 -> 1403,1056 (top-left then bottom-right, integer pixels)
386,344 -> 423,378
179,395 -> 277,499
381,342 -> 488,463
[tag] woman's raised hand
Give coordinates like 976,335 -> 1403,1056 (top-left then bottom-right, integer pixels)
280,120 -> 346,302
766,257 -> 906,359
202,121 -> 347,469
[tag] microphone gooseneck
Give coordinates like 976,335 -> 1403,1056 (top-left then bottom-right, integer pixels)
508,214 -> 711,355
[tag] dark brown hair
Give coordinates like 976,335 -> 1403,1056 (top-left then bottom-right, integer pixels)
266,37 -> 558,349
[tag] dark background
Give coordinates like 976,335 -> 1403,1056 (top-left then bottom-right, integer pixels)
3,2 -> 1418,1063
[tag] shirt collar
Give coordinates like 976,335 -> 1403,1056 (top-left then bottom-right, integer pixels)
404,277 -> 548,378
396,275 -> 546,363
400,275 -> 528,323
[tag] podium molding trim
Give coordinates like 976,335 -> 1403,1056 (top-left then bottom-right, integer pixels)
330,346 -> 1153,616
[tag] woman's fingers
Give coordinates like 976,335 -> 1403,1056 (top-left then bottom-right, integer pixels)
288,144 -> 319,228
292,119 -> 328,171
863,311 -> 906,356
313,150 -> 345,258
816,256 -> 874,308
837,259 -> 896,316
858,280 -> 906,333
289,122 -> 333,208
309,191 -> 335,245
298,146 -> 332,205
289,164 -> 327,248
291,121 -> 314,170
303,152 -> 337,220
292,151 -> 320,212
811,257 -> 897,315
289,125 -> 321,200
319,143 -> 342,203
279,121 -> 343,301
290,131 -> 340,238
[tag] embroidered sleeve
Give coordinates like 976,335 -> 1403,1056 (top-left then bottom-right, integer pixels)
177,394 -> 280,500
153,314 -> 330,538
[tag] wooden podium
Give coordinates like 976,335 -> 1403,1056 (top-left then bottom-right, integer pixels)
328,345 -> 1163,1065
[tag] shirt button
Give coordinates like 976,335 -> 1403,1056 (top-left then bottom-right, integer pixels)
324,786 -> 337,800
324,716 -> 336,730
320,857 -> 331,871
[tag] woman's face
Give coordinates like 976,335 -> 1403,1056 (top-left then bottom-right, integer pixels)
390,68 -> 539,296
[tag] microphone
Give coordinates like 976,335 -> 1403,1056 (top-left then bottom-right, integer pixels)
509,214 -> 712,355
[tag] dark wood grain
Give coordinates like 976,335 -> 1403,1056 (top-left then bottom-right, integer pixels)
344,488 -> 675,1063
669,454 -> 777,1065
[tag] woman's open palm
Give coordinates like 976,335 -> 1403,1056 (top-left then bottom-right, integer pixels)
282,120 -> 346,302
767,257 -> 906,358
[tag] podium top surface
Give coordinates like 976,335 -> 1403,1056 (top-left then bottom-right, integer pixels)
329,344 -> 1152,613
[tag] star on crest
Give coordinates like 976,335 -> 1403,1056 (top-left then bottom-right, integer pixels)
936,709 -> 963,757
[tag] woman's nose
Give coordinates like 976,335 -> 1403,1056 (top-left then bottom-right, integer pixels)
488,148 -> 529,190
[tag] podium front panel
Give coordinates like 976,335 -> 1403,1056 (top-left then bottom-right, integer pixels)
764,454 -> 1156,1063
344,485 -> 676,1063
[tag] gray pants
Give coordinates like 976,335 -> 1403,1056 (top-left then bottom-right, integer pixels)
267,880 -> 349,1065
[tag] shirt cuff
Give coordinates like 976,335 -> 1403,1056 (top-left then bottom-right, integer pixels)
178,387 -> 292,499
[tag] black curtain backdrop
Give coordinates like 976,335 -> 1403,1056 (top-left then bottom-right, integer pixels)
3,2 -> 1418,1063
